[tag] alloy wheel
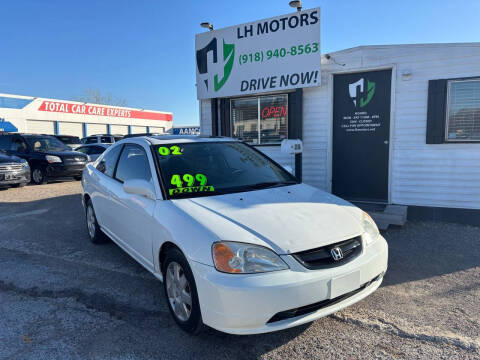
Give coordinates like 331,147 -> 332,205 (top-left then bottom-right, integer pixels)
86,206 -> 96,238
165,261 -> 192,321
32,169 -> 43,183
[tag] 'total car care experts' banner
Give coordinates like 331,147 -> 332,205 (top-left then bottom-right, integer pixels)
195,8 -> 321,99
38,101 -> 172,121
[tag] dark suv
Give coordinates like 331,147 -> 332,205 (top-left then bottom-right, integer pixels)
0,133 -> 88,184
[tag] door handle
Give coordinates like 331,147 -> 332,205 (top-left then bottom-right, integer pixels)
384,140 -> 389,145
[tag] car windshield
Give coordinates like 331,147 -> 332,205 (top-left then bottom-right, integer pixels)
25,136 -> 70,152
155,141 -> 297,199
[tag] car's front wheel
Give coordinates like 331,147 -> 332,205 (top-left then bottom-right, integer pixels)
85,199 -> 108,244
162,247 -> 203,334
31,167 -> 47,185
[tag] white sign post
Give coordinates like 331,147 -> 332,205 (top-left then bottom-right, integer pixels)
195,8 -> 321,100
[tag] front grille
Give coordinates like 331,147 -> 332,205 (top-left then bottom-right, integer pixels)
292,236 -> 362,270
0,163 -> 24,172
267,273 -> 383,323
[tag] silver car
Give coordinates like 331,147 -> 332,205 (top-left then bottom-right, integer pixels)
75,143 -> 110,162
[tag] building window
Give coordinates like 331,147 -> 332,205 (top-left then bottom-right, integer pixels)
231,94 -> 288,145
446,79 -> 480,142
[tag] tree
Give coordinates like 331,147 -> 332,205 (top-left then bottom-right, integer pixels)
72,89 -> 127,107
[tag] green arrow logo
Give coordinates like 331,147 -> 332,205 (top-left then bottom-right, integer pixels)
214,40 -> 235,92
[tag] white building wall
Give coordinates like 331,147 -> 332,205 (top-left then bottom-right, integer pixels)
314,43 -> 480,209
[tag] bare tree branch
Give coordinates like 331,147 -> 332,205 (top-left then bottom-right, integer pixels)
72,89 -> 127,107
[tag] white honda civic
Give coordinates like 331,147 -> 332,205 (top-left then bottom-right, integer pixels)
81,135 -> 388,335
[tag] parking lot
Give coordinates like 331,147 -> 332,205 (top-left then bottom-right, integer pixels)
0,182 -> 479,360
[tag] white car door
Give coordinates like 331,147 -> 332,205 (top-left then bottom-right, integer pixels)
91,144 -> 124,229
107,143 -> 156,270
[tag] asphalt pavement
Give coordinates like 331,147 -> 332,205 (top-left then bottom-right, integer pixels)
0,182 -> 479,360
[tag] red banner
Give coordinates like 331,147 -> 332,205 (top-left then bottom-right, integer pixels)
38,101 -> 172,121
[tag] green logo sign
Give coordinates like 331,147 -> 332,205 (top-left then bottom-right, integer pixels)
196,38 -> 235,92
348,78 -> 376,108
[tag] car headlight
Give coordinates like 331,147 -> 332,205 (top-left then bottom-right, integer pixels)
212,241 -> 289,274
362,211 -> 380,246
20,159 -> 29,167
45,155 -> 62,163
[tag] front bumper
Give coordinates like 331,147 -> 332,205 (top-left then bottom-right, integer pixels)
46,163 -> 85,178
0,168 -> 30,187
191,235 -> 388,335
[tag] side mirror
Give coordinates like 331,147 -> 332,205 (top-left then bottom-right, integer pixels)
96,160 -> 106,173
123,179 -> 156,200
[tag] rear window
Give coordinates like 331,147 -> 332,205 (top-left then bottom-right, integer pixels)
101,136 -> 112,143
57,136 -> 80,144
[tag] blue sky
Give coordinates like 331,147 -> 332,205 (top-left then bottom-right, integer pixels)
1,0 -> 479,125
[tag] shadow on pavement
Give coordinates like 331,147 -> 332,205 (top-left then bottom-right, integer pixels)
381,221 -> 480,287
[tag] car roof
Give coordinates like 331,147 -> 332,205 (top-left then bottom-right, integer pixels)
79,143 -> 110,147
141,135 -> 237,145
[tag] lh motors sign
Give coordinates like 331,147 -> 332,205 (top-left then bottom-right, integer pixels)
195,8 -> 321,99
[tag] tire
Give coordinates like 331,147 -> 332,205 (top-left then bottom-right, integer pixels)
74,176 -> 82,181
85,199 -> 108,244
162,247 -> 203,334
31,167 -> 47,185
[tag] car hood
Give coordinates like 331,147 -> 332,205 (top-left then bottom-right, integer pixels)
172,184 -> 364,254
0,153 -> 22,163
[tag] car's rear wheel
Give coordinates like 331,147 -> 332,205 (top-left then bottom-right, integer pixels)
31,167 -> 47,185
74,176 -> 82,181
162,248 -> 203,334
85,199 -> 108,244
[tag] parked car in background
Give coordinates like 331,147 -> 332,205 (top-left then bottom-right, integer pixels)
123,133 -> 163,139
54,135 -> 82,150
0,133 -> 88,184
81,134 -> 123,145
75,143 -> 110,162
0,151 -> 30,188
81,135 -> 388,335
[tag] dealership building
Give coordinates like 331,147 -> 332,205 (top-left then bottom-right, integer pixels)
0,93 -> 173,137
196,8 -> 480,226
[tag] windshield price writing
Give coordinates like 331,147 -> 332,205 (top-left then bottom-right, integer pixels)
169,173 -> 214,195
158,145 -> 182,156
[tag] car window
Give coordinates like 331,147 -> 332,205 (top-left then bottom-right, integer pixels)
85,137 -> 97,144
24,136 -> 69,152
11,136 -> 29,153
91,146 -> 106,154
115,145 -> 152,183
76,146 -> 88,154
97,144 -> 123,177
101,136 -> 111,143
57,136 -> 80,144
0,135 -> 12,150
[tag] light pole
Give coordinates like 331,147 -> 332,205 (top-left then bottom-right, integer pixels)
200,22 -> 214,31
289,1 -> 302,11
